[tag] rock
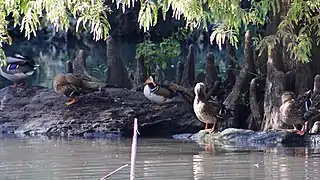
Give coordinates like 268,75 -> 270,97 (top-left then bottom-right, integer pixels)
0,85 -> 202,138
172,128 -> 320,148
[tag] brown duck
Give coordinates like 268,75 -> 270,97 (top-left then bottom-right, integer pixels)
193,82 -> 227,133
279,91 -> 311,135
53,61 -> 107,106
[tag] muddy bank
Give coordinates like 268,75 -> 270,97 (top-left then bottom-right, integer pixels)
0,85 -> 202,138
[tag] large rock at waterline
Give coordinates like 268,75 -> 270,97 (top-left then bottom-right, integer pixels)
0,86 -> 202,137
179,128 -> 320,147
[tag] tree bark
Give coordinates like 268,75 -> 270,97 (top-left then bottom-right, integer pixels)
73,49 -> 103,82
261,46 -> 285,131
155,65 -> 165,83
180,44 -> 196,88
204,52 -> 219,90
175,60 -> 184,84
247,77 -> 264,130
134,56 -> 147,89
223,30 -> 255,111
106,35 -> 132,89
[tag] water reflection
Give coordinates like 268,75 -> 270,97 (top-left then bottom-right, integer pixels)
1,137 -> 320,179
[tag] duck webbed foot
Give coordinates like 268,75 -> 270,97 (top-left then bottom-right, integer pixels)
11,81 -> 26,88
65,98 -> 78,106
296,121 -> 307,136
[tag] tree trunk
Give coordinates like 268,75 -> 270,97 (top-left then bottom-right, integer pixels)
204,52 -> 219,90
261,46 -> 285,131
73,49 -> 103,83
106,35 -> 132,89
155,65 -> 165,84
134,56 -> 147,89
223,30 -> 255,128
180,44 -> 196,88
247,77 -> 264,130
175,60 -> 184,84
223,30 -> 255,110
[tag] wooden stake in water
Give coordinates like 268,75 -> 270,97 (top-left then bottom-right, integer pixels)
130,118 -> 139,180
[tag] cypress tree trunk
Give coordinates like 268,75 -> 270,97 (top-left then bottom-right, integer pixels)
106,35 -> 132,89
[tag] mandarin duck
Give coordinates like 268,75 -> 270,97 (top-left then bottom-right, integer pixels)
143,76 -> 189,104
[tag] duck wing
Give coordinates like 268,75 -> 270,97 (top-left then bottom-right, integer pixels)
81,80 -> 106,92
54,74 -> 83,97
207,99 -> 234,120
1,63 -> 35,75
151,86 -> 175,98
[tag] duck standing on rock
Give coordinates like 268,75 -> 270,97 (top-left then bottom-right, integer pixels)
193,82 -> 227,133
143,76 -> 189,104
53,61 -> 107,106
279,91 -> 311,136
0,54 -> 38,87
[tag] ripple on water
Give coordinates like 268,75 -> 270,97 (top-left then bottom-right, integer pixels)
1,137 -> 320,179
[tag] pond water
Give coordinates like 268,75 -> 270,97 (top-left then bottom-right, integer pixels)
0,136 -> 320,180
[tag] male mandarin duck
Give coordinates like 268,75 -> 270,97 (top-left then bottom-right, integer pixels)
53,61 -> 107,106
279,91 -> 312,135
0,54 -> 39,87
143,76 -> 189,104
193,82 -> 228,133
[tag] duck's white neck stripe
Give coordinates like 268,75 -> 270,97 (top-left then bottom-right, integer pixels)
150,86 -> 159,93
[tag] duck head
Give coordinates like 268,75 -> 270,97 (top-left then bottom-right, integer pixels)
194,82 -> 206,99
144,76 -> 156,87
281,91 -> 295,104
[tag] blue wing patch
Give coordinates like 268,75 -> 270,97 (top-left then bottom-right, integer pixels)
7,64 -> 19,71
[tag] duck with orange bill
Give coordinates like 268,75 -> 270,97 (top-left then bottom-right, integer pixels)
143,76 -> 189,105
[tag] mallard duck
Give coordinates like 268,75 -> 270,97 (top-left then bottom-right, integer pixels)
143,76 -> 187,104
0,54 -> 38,87
193,82 -> 226,133
279,91 -> 311,135
53,61 -> 107,106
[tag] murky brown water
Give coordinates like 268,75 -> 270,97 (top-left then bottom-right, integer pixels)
0,137 -> 320,180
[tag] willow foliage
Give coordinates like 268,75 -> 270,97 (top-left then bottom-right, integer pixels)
0,0 -> 111,48
0,0 -> 319,62
118,0 -> 320,63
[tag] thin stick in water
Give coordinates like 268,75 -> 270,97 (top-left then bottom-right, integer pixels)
130,118 -> 139,180
100,164 -> 128,180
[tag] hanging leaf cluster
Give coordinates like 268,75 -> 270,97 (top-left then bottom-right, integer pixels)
0,0 -> 319,63
136,30 -> 185,70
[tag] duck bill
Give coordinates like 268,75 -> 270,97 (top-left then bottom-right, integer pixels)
144,77 -> 156,86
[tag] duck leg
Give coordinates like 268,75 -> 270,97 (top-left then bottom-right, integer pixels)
65,98 -> 77,106
208,121 -> 217,133
204,122 -> 208,130
296,121 -> 308,136
11,83 -> 18,87
12,81 -> 26,88
204,121 -> 216,133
